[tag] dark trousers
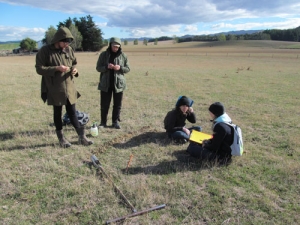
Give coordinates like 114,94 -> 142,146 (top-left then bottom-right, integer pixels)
100,88 -> 123,124
53,99 -> 80,131
187,142 -> 218,161
187,142 -> 232,164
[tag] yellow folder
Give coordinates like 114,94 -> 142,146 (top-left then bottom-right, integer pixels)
189,130 -> 213,144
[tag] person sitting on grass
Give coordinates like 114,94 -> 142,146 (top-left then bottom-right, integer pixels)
187,102 -> 233,163
164,96 -> 202,144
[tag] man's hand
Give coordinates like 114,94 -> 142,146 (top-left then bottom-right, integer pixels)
56,65 -> 70,72
113,65 -> 120,71
108,63 -> 115,69
188,107 -> 194,113
71,68 -> 78,76
108,64 -> 120,71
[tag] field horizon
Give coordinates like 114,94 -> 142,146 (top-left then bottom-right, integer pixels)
0,40 -> 299,225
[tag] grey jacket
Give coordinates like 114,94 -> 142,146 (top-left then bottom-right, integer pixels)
96,38 -> 130,92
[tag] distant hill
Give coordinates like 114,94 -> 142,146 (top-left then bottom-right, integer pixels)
0,29 -> 268,44
180,30 -> 263,39
215,30 -> 263,36
0,41 -> 20,44
121,30 -> 263,41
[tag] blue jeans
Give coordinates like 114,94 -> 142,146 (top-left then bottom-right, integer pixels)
168,126 -> 202,140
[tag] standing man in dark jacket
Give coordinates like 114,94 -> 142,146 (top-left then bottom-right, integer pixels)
96,37 -> 130,129
187,102 -> 233,162
35,27 -> 93,147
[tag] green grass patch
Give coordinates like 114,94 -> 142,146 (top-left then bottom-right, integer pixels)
0,42 -> 20,51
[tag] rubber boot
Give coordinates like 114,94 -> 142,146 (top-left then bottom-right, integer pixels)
55,130 -> 72,148
76,126 -> 94,146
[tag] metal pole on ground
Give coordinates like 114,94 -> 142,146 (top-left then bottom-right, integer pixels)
90,155 -> 166,224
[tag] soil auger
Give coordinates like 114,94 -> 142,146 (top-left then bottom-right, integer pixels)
90,155 -> 166,224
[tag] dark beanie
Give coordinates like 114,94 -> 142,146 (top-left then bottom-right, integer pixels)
209,102 -> 225,117
176,96 -> 193,107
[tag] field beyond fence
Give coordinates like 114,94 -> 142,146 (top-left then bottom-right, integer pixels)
0,40 -> 299,225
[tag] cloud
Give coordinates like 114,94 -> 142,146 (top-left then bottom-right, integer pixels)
184,25 -> 198,33
0,26 -> 46,41
210,0 -> 300,14
1,0 -> 300,41
3,0 -> 300,28
96,22 -> 107,28
211,18 -> 300,31
124,25 -> 182,38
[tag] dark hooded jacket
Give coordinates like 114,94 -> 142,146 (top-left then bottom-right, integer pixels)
164,108 -> 196,133
35,27 -> 80,106
96,37 -> 130,92
204,113 -> 233,158
164,97 -> 196,133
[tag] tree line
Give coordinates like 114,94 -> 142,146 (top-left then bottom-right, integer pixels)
177,26 -> 300,43
18,23 -> 300,52
19,15 -> 105,52
45,15 -> 105,51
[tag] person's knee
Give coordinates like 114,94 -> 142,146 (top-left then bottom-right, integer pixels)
194,126 -> 202,132
187,143 -> 202,158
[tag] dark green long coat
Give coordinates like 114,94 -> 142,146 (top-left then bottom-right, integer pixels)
35,27 -> 80,106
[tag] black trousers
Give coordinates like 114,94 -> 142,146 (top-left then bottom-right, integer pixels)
53,99 -> 80,131
100,88 -> 123,124
187,142 -> 232,163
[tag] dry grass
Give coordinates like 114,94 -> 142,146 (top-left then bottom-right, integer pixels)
0,40 -> 299,225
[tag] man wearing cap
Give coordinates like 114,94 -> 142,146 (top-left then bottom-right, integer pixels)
36,27 -> 93,147
96,37 -> 130,129
187,102 -> 233,163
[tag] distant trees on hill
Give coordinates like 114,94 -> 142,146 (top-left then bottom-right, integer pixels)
20,37 -> 37,52
177,27 -> 300,43
263,27 -> 300,42
148,36 -> 172,43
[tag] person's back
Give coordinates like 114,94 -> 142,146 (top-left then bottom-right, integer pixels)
206,118 -> 233,158
187,102 -> 233,162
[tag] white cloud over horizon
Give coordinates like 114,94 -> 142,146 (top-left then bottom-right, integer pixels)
0,0 -> 299,42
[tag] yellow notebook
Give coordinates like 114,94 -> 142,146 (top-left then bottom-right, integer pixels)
189,130 -> 213,144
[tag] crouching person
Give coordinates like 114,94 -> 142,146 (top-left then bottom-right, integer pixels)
164,96 -> 202,144
35,27 -> 93,147
187,102 -> 232,163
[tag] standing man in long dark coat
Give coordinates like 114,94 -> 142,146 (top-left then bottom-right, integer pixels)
35,27 -> 93,147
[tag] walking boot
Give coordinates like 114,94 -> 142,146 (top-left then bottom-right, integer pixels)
55,130 -> 72,148
112,122 -> 121,129
76,126 -> 94,146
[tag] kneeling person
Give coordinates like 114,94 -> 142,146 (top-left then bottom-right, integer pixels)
187,102 -> 233,162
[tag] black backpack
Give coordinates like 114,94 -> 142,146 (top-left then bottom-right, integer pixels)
62,110 -> 89,126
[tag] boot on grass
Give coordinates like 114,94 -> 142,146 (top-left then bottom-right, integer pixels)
76,126 -> 94,146
55,130 -> 72,148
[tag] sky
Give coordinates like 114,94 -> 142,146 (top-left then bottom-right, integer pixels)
0,0 -> 300,42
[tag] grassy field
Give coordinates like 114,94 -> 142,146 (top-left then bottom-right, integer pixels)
0,43 -> 20,51
0,40 -> 299,225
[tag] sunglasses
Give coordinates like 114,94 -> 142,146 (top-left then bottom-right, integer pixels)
60,38 -> 73,43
